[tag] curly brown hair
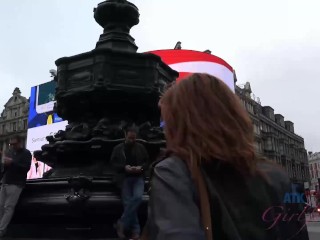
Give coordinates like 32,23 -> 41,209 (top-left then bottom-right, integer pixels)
160,73 -> 258,176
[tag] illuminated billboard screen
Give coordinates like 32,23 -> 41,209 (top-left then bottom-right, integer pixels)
149,49 -> 235,91
26,80 -> 68,179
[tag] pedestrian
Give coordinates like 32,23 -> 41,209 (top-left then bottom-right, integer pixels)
142,73 -> 309,240
0,135 -> 32,237
110,128 -> 149,240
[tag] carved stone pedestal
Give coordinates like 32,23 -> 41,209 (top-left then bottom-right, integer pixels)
11,0 -> 177,238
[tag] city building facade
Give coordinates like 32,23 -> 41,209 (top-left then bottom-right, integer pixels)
236,83 -> 310,187
308,152 -> 320,191
0,88 -> 29,158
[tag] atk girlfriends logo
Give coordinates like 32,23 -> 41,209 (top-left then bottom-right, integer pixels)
262,192 -> 316,239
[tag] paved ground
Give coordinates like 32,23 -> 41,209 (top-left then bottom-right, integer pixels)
307,214 -> 320,240
308,224 -> 320,240
1,215 -> 320,239
308,232 -> 320,240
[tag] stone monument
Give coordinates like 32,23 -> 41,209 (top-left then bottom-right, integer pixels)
11,1 -> 177,238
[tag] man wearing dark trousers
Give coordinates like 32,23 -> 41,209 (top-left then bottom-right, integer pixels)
0,135 -> 31,237
110,128 -> 149,240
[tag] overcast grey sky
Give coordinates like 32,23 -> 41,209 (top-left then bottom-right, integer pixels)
0,0 -> 319,151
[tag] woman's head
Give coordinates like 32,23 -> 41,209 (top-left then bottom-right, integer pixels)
160,73 -> 257,175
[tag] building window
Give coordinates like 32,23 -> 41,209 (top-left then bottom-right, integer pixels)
253,124 -> 260,134
293,164 -> 296,177
11,109 -> 18,118
23,119 -> 28,130
279,144 -> 284,155
12,122 -> 16,131
246,102 -> 254,113
265,138 -> 273,150
287,163 -> 292,177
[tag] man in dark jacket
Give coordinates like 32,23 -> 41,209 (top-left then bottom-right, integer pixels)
0,135 -> 31,237
110,128 -> 149,240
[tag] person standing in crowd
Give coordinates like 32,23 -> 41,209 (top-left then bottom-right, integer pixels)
27,155 -> 51,179
142,73 -> 309,240
111,128 -> 149,240
0,135 -> 31,237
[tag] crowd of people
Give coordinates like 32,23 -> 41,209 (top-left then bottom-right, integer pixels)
0,73 -> 310,240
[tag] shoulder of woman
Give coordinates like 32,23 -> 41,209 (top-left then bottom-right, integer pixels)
154,156 -> 189,176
